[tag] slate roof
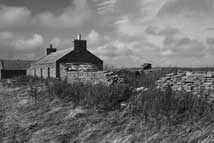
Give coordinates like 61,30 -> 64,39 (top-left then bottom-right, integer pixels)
0,60 -> 33,70
34,48 -> 73,65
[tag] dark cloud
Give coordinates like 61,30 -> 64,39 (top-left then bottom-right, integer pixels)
207,38 -> 214,45
163,37 -> 206,57
158,27 -> 180,37
144,26 -> 160,35
0,43 -> 37,60
206,28 -> 214,31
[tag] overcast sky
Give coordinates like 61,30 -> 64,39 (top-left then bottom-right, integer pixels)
0,0 -> 214,67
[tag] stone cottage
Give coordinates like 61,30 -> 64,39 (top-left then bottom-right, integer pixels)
27,35 -> 103,79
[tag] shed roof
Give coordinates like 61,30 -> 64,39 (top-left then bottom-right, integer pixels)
34,48 -> 73,65
0,60 -> 33,70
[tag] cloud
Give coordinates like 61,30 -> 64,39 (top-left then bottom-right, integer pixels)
91,40 -> 156,67
142,0 -> 168,18
0,32 -> 43,60
37,0 -> 91,28
50,37 -> 62,47
49,37 -> 75,50
145,26 -> 180,37
112,0 -> 214,67
115,16 -> 129,25
144,26 -> 207,57
207,38 -> 214,45
14,34 -> 44,50
96,0 -> 117,14
0,32 -> 44,51
115,16 -> 145,37
95,40 -> 135,58
0,0 -> 91,29
158,0 -> 214,17
162,37 -> 206,57
87,30 -> 100,44
207,28 -> 214,31
0,5 -> 31,27
0,0 -> 213,67
0,31 -> 14,39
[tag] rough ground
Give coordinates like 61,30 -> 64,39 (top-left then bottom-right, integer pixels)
1,82 -> 214,143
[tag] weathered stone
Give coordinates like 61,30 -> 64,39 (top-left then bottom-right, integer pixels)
156,71 -> 214,96
64,71 -> 125,86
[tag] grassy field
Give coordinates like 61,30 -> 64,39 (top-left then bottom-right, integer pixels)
1,68 -> 214,142
43,68 -> 214,124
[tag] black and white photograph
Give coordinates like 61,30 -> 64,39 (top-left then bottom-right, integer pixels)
0,0 -> 214,142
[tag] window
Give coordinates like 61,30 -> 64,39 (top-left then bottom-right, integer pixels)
47,67 -> 50,78
34,69 -> 36,77
40,68 -> 43,78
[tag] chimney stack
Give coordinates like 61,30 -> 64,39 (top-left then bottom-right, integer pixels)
74,34 -> 87,51
46,44 -> 57,55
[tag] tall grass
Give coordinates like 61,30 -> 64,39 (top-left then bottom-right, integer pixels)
45,79 -> 213,126
12,68 -> 214,126
116,68 -> 178,88
47,80 -> 132,110
129,85 -> 211,125
2,75 -> 41,87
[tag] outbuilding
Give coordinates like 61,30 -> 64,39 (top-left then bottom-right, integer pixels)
27,35 -> 103,79
0,60 -> 33,79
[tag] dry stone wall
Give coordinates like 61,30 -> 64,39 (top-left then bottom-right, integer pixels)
156,71 -> 214,96
64,71 -> 124,85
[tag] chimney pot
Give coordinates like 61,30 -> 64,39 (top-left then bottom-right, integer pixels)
77,34 -> 81,40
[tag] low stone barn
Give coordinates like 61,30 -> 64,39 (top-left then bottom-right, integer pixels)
27,35 -> 103,79
0,60 -> 33,79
